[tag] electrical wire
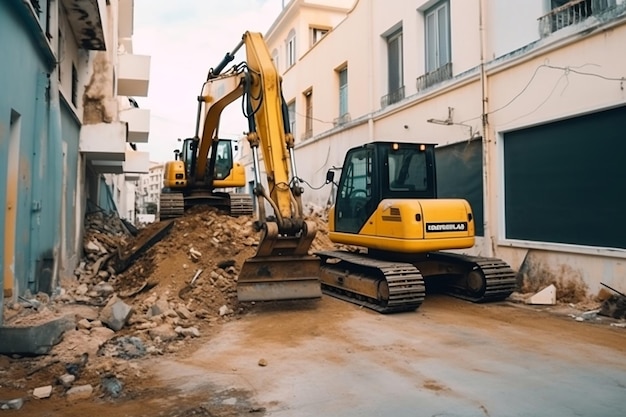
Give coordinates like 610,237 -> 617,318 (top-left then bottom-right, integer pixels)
459,63 -> 625,125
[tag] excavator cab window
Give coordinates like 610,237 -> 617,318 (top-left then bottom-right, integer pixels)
214,140 -> 234,180
335,147 -> 374,233
384,143 -> 436,199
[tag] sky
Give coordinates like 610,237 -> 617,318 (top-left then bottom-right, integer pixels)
131,0 -> 285,163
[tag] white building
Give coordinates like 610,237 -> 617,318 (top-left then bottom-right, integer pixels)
244,0 -> 626,297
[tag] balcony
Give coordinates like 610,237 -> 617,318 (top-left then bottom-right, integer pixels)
120,108 -> 150,143
61,0 -> 107,50
124,150 -> 150,180
118,54 -> 151,97
416,62 -> 453,92
333,113 -> 351,127
538,0 -> 617,37
79,122 -> 126,162
380,86 -> 405,108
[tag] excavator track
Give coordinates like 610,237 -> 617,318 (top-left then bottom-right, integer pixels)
317,251 -> 425,314
426,252 -> 517,303
228,193 -> 254,216
159,193 -> 185,220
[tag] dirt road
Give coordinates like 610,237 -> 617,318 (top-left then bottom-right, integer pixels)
7,294 -> 626,416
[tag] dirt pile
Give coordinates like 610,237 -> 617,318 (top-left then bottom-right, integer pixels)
0,205 -> 336,403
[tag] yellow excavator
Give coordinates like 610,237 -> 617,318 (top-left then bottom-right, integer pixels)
190,31 -> 322,301
319,142 -> 517,313
159,64 -> 254,219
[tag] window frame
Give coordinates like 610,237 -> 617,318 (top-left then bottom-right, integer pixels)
424,0 -> 451,73
286,29 -> 296,68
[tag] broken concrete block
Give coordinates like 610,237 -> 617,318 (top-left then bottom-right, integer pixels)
32,385 -> 53,399
65,384 -> 93,401
100,296 -> 134,331
0,398 -> 24,410
175,326 -> 200,338
526,284 -> 556,305
0,315 -> 75,355
58,373 -> 76,388
148,324 -> 178,342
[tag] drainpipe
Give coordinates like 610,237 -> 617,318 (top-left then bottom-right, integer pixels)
367,0 -> 375,141
479,0 -> 494,257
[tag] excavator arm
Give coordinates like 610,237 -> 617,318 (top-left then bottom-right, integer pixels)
204,31 -> 321,301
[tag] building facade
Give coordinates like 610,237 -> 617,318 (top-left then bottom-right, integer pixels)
244,0 -> 626,297
0,0 -> 151,322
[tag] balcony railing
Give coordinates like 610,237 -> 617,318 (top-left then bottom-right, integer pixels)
416,62 -> 453,92
333,113 -> 351,127
381,86 -> 405,108
538,0 -> 616,37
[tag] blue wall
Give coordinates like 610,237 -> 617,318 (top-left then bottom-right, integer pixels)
0,1 -> 64,296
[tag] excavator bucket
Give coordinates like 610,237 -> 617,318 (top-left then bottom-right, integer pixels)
237,220 -> 322,301
237,255 -> 321,301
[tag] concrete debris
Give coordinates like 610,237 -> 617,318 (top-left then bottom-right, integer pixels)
599,295 -> 626,319
0,398 -> 24,410
99,296 -> 134,331
65,384 -> 94,401
101,376 -> 124,398
32,385 -> 53,399
175,326 -> 200,338
57,373 -> 76,388
0,204 -> 337,400
219,305 -> 233,316
189,247 -> 202,261
526,284 -> 556,305
609,322 -> 626,328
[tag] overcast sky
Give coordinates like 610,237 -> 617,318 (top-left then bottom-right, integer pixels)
132,0 -> 284,163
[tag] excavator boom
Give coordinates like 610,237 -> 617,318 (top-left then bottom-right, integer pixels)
208,32 -> 321,301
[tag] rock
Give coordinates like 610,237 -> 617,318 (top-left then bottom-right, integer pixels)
77,319 -> 92,330
101,376 -> 124,398
175,326 -> 200,338
148,324 -> 178,342
58,373 -> 76,388
149,298 -> 170,317
65,384 -> 93,401
0,398 -> 24,410
32,385 -> 53,399
258,358 -> 268,367
219,305 -> 233,316
100,296 -> 134,331
175,306 -> 193,320
75,284 -> 89,296
189,247 -> 202,261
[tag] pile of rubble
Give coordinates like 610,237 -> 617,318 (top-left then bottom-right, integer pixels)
0,204 -> 336,405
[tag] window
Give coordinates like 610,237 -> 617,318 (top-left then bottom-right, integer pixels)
286,29 -> 296,68
425,1 -> 451,73
335,147 -> 374,233
381,28 -> 404,107
272,49 -> 279,73
310,27 -> 328,46
338,67 -> 348,118
287,101 -> 296,137
304,89 -> 313,139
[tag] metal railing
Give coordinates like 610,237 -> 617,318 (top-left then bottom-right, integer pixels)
538,0 -> 615,37
333,113 -> 351,127
380,86 -> 405,108
416,62 -> 453,92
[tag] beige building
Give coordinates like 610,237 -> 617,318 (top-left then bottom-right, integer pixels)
242,0 -> 626,296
